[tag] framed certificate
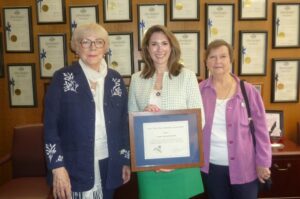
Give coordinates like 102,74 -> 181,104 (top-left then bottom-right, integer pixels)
273,3 -> 300,48
3,7 -> 33,53
253,83 -> 263,96
170,0 -> 199,21
38,34 -> 67,78
36,0 -> 66,24
239,31 -> 267,76
129,109 -> 204,172
174,31 -> 200,75
106,33 -> 134,77
271,59 -> 300,103
239,0 -> 267,20
265,110 -> 284,138
137,4 -> 166,49
69,5 -> 99,33
103,0 -> 132,22
137,60 -> 145,72
0,33 -> 4,77
8,64 -> 37,107
205,4 -> 234,48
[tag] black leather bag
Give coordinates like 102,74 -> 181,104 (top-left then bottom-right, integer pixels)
240,80 -> 272,192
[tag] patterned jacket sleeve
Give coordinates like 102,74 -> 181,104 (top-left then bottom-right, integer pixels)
44,70 -> 65,170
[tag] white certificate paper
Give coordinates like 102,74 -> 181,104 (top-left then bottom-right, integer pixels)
172,0 -> 198,20
207,5 -> 234,46
174,32 -> 199,75
143,121 -> 190,160
8,65 -> 35,106
274,61 -> 299,101
70,6 -> 98,32
241,0 -> 266,19
241,33 -> 266,74
108,34 -> 133,76
4,8 -> 32,52
275,4 -> 300,47
105,0 -> 131,21
39,35 -> 66,78
37,0 -> 64,23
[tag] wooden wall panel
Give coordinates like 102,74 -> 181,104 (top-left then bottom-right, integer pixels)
0,0 -> 299,185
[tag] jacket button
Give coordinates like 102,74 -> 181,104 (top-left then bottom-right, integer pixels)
229,141 -> 233,144
230,157 -> 235,160
228,124 -> 232,127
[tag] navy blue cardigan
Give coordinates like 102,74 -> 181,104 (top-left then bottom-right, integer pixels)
44,62 -> 130,191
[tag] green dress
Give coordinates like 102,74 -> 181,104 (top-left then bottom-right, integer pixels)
137,168 -> 203,199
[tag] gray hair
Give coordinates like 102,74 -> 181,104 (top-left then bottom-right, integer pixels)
70,23 -> 109,52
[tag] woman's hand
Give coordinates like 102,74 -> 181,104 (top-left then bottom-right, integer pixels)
144,104 -> 160,112
52,167 -> 72,199
122,165 -> 131,184
257,166 -> 271,183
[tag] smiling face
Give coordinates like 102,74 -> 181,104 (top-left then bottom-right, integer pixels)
206,45 -> 232,77
147,32 -> 171,70
76,34 -> 107,71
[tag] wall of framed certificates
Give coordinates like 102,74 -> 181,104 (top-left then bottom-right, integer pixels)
0,0 -> 300,183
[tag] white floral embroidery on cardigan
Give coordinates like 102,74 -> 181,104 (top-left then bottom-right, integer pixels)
63,72 -> 79,92
56,155 -> 63,162
120,149 -> 130,159
45,143 -> 56,162
111,78 -> 122,97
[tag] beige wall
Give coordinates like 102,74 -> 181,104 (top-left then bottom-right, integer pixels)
1,0 -> 300,185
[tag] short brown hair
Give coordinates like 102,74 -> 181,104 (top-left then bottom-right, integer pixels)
205,39 -> 233,63
140,25 -> 183,79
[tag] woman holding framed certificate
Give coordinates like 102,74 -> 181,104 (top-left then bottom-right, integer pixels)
199,39 -> 272,199
44,23 -> 130,199
128,25 -> 205,199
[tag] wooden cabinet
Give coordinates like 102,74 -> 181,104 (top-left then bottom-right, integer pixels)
259,139 -> 300,198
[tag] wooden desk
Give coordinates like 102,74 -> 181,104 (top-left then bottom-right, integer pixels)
259,139 -> 300,198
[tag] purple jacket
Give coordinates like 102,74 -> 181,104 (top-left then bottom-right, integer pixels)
199,75 -> 271,184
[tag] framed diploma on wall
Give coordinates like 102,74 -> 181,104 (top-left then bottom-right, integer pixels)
129,109 -> 204,172
170,0 -> 199,21
36,0 -> 66,24
173,31 -> 200,76
137,4 -> 166,49
273,3 -> 300,48
239,0 -> 267,20
265,110 -> 284,138
38,34 -> 67,78
69,5 -> 99,33
107,33 -> 134,77
103,0 -> 132,22
271,59 -> 300,103
239,31 -> 267,76
3,7 -> 33,53
205,4 -> 234,48
7,64 -> 37,107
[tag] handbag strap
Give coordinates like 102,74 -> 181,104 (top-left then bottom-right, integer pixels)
240,80 -> 256,148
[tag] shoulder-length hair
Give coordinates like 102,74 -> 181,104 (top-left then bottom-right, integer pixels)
140,25 -> 183,79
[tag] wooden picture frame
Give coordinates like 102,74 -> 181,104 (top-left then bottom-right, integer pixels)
36,0 -> 66,24
103,0 -> 132,22
239,0 -> 267,20
170,0 -> 199,21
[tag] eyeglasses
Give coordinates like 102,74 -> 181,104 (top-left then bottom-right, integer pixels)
80,39 -> 105,49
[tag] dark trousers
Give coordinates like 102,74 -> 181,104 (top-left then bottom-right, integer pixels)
99,158 -> 115,199
201,163 -> 258,199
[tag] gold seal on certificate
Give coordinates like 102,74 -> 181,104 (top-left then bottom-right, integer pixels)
278,32 -> 285,38
244,0 -> 252,7
15,89 -> 21,95
277,83 -> 284,90
211,27 -> 218,36
42,4 -> 49,12
244,57 -> 251,64
175,3 -> 183,10
10,35 -> 18,42
111,61 -> 118,68
45,63 -> 52,70
108,2 -> 117,10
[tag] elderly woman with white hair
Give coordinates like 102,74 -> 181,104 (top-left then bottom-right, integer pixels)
44,23 -> 131,199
